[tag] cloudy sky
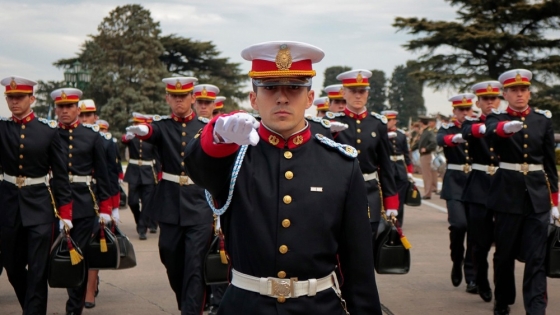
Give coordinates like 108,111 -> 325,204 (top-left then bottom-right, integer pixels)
0,0 -> 466,117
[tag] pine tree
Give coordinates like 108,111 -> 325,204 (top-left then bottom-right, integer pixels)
388,61 -> 426,127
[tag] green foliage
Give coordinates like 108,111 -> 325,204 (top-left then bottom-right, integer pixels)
367,70 -> 387,113
388,61 -> 426,127
33,80 -> 66,118
555,148 -> 560,165
532,85 -> 560,132
321,66 -> 351,94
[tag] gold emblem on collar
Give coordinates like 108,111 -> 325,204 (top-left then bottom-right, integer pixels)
293,135 -> 303,146
356,72 -> 363,83
275,44 -> 292,71
175,80 -> 182,90
9,78 -> 17,90
269,135 -> 279,146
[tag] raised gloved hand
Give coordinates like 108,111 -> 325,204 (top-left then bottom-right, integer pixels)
386,209 -> 398,218
214,113 -> 260,146
99,213 -> 112,224
452,133 -> 466,143
112,208 -> 120,224
59,219 -> 73,231
126,125 -> 149,136
330,121 -> 348,133
503,121 -> 523,134
124,131 -> 136,140
407,173 -> 414,181
388,131 -> 398,139
551,206 -> 559,224
478,124 -> 486,135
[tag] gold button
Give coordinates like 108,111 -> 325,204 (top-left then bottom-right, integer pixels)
19,154 -> 23,159
523,125 -> 527,129
524,134 -> 528,139
182,132 -> 186,136
357,128 -> 361,133
19,165 -> 23,169
279,245 -> 288,254
21,125 -> 25,130
182,123 -> 186,127
20,134 -> 25,139
356,120 -> 361,124
181,162 -> 185,166
357,139 -> 361,144
284,151 -> 292,159
465,142 -> 469,147
69,136 -> 73,140
524,154 -> 528,158
490,148 -> 494,152
20,144 -> 24,149
68,163 -> 72,167
181,172 -> 186,176
182,142 -> 186,146
69,145 -> 73,149
277,271 -> 286,278
465,149 -> 468,153
491,156 -> 495,160
69,129 -> 73,133
282,219 -> 291,228
69,154 -> 73,158
181,152 -> 185,157
277,296 -> 286,303
521,117 -> 525,121
523,144 -> 528,148
357,150 -> 361,154
139,149 -> 143,153
283,195 -> 292,204
285,171 -> 293,180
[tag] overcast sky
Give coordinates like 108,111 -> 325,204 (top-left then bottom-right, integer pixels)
1,0 -> 474,118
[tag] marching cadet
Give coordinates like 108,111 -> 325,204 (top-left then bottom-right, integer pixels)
331,69 -> 399,240
485,69 -> 558,315
0,76 -> 73,315
185,40 -> 381,315
381,110 -> 413,225
122,113 -> 159,240
213,96 -> 226,117
323,84 -> 346,113
313,96 -> 329,117
126,76 -> 213,315
461,81 -> 502,303
436,94 -> 476,294
52,89 -> 113,315
193,84 -> 220,119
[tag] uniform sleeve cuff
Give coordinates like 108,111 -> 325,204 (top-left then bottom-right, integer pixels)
112,193 -> 121,209
407,164 -> 414,174
383,194 -> 399,210
471,123 -> 485,138
119,172 -> 124,180
59,201 -> 73,220
121,134 -> 130,143
136,124 -> 153,140
443,134 -> 456,147
496,121 -> 515,138
200,115 -> 240,158
99,199 -> 113,215
552,192 -> 558,207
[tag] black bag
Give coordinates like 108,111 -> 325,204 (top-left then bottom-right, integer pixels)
546,223 -> 560,278
204,235 -> 229,285
88,222 -> 120,270
48,232 -> 85,288
119,185 -> 127,208
405,180 -> 422,207
113,225 -> 137,270
375,218 -> 410,274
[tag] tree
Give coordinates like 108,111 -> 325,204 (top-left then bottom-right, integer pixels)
321,66 -> 351,94
531,85 -> 560,131
367,70 -> 387,113
388,61 -> 426,127
393,0 -> 560,91
33,80 -> 66,118
159,35 -> 248,112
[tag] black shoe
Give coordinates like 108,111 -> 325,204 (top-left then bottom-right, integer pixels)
422,196 -> 431,200
149,228 -> 157,234
85,301 -> 96,309
451,263 -> 462,287
494,302 -> 510,315
139,232 -> 147,240
479,288 -> 492,302
465,281 -> 478,294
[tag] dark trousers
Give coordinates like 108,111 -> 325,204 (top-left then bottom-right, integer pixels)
66,216 -> 96,314
468,202 -> 494,291
210,284 -> 228,307
446,200 -> 475,283
1,219 -> 53,315
493,209 -> 549,314
159,222 -> 213,315
128,184 -> 156,233
396,178 -> 408,226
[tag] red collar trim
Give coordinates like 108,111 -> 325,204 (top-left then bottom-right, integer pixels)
258,123 -> 311,149
12,111 -> 35,124
507,106 -> 530,117
58,120 -> 80,129
453,120 -> 461,128
480,115 -> 486,122
344,107 -> 367,120
171,111 -> 195,123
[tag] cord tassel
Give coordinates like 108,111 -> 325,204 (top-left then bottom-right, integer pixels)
99,221 -> 108,252
66,235 -> 83,265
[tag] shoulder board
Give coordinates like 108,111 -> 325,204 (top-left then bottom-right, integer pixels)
441,123 -> 450,129
0,116 -> 10,121
314,134 -> 357,159
535,109 -> 552,118
83,124 -> 100,132
102,132 -> 112,140
397,128 -> 406,134
306,116 -> 331,129
465,116 -> 480,122
112,137 -> 117,143
491,108 -> 507,115
38,118 -> 58,129
152,115 -> 170,122
198,116 -> 210,124
371,112 -> 388,124
325,111 -> 345,119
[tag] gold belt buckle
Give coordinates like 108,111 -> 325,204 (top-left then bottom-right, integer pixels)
271,277 -> 297,302
463,164 -> 471,173
137,160 -> 143,166
16,176 -> 26,188
520,163 -> 529,175
487,165 -> 496,175
179,175 -> 189,186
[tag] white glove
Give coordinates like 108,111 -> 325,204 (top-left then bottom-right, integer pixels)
478,124 -> 486,135
452,133 -> 466,143
126,125 -> 149,136
388,131 -> 397,139
552,206 -> 559,224
407,173 -> 414,181
112,208 -> 120,224
386,209 -> 398,218
59,219 -> 73,231
214,113 -> 260,146
503,121 -> 523,134
124,131 -> 136,140
99,213 -> 112,224
330,121 -> 348,133
118,179 -> 123,185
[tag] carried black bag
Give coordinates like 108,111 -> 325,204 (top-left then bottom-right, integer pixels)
375,217 -> 411,274
113,225 -> 137,270
48,231 -> 86,288
204,235 -> 229,285
546,223 -> 560,278
119,185 -> 127,208
405,180 -> 422,207
88,221 -> 120,270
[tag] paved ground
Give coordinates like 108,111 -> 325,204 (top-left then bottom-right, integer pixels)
1,178 -> 559,314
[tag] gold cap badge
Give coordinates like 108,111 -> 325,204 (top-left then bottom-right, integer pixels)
515,73 -> 522,82
80,102 -> 86,110
275,44 -> 292,71
356,72 -> 363,83
201,87 -> 207,97
487,84 -> 493,92
61,91 -> 67,100
175,80 -> 182,90
462,96 -> 468,105
325,99 -> 329,107
9,78 -> 17,90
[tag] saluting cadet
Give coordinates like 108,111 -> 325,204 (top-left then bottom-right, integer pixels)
126,76 -> 213,315
461,81 -> 502,303
122,113 -> 159,240
52,89 -> 114,315
485,69 -> 558,315
331,69 -> 399,241
193,84 -> 219,119
323,84 -> 346,113
0,76 -> 73,315
313,96 -> 329,117
381,110 -> 413,225
212,96 -> 226,117
436,94 -> 476,294
185,40 -> 381,315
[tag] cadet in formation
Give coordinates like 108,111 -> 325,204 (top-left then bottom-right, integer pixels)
323,84 -> 346,113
